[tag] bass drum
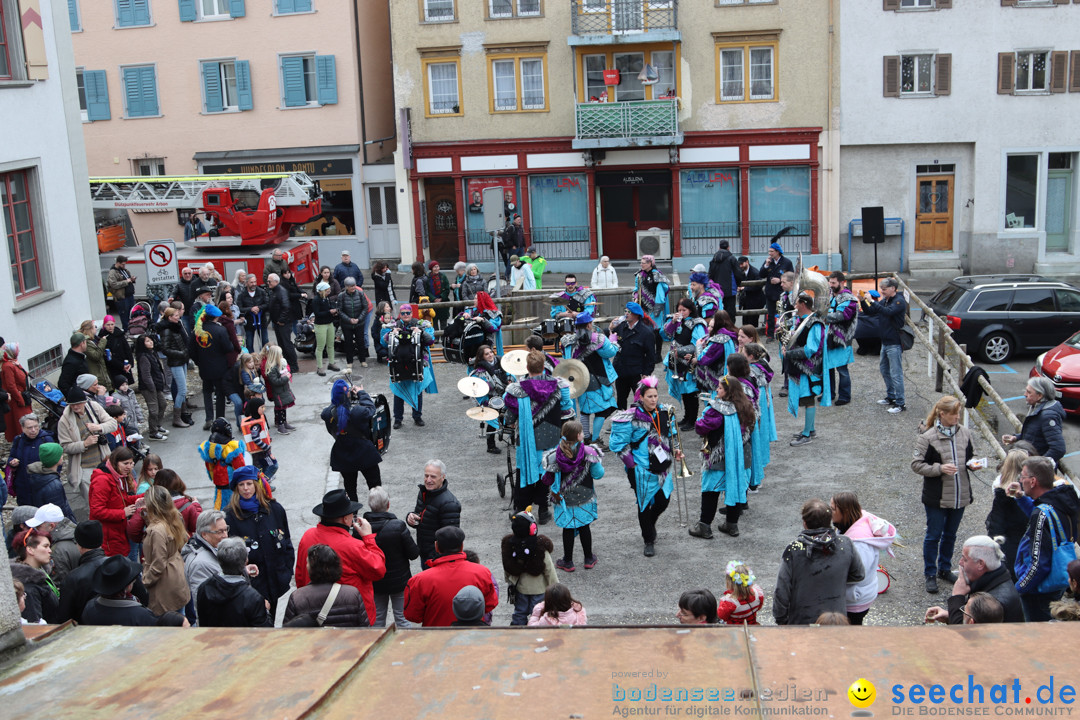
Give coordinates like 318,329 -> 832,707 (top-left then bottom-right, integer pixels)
388,329 -> 424,382
444,319 -> 488,365
370,393 -> 392,455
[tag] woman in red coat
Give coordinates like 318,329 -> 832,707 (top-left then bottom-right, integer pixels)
2,343 -> 32,442
89,446 -> 142,557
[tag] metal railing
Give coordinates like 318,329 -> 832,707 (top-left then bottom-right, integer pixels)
575,99 -> 679,143
571,0 -> 677,35
464,227 -> 591,261
678,221 -> 812,256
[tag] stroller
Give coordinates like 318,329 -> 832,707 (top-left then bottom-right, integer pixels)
127,301 -> 152,340
27,378 -> 66,435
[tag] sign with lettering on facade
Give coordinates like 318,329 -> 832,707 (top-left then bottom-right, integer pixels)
201,159 -> 353,177
143,240 -> 179,285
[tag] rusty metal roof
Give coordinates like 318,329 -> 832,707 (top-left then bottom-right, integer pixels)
1,624 -> 1073,719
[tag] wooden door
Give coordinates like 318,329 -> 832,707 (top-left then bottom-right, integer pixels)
424,180 -> 459,264
599,186 -> 636,259
915,174 -> 954,252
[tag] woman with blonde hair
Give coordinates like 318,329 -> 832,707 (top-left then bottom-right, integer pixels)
912,395 -> 975,595
263,344 -> 296,433
141,485 -> 191,615
986,449 -> 1032,579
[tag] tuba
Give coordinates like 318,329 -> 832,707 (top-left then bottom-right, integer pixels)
777,254 -> 830,351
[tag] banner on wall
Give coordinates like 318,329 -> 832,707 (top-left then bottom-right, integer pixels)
466,177 -> 518,217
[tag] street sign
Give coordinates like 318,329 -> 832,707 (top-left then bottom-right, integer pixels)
482,186 -> 505,233
143,240 -> 179,286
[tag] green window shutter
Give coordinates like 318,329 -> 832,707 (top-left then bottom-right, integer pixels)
316,54 -> 337,105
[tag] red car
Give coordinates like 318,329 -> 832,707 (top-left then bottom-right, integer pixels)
1030,332 -> 1080,415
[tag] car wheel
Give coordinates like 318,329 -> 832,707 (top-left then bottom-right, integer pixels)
980,332 -> 1014,363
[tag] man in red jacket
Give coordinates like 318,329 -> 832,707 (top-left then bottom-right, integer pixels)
294,489 -> 386,625
404,526 -> 498,627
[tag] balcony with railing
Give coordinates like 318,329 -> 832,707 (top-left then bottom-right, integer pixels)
569,0 -> 680,44
573,99 -> 682,149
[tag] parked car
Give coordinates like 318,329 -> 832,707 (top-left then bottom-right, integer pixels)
927,275 -> 1080,363
1030,332 -> 1080,415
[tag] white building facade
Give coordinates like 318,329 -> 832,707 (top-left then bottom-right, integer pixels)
838,0 -> 1080,277
1,0 -> 103,375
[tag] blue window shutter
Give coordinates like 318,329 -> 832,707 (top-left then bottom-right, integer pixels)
202,62 -> 223,113
294,0 -> 312,11
281,56 -> 307,107
133,0 -> 150,25
178,0 -> 196,22
235,61 -> 253,111
229,0 -> 245,18
276,0 -> 295,12
316,54 -> 337,106
85,70 -> 110,121
123,68 -> 141,115
68,0 -> 80,30
141,66 -> 159,115
116,0 -> 134,26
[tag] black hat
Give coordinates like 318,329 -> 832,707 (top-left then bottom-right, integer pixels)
112,374 -> 129,389
92,555 -> 143,596
196,285 -> 215,295
74,520 -> 103,549
312,489 -> 363,518
64,387 -> 87,404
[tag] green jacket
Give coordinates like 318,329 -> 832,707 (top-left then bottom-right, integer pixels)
527,255 -> 546,288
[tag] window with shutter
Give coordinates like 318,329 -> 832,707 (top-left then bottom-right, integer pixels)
883,0 -> 900,9
115,0 -> 151,27
68,0 -> 81,31
85,70 -> 111,121
281,55 -> 322,107
1049,51 -> 1068,92
934,53 -> 951,95
316,54 -> 337,105
275,0 -> 313,13
235,60 -> 252,110
883,56 -> 900,97
123,65 -> 158,117
997,52 -> 1015,94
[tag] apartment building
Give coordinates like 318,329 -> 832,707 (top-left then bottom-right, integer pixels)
390,0 -> 838,272
839,0 -> 1080,277
69,0 -> 397,260
1,0 -> 104,373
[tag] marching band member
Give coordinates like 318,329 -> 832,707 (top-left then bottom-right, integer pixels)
459,291 -> 504,355
381,304 -> 437,430
524,335 -> 559,375
693,311 -> 738,395
542,420 -> 603,572
742,341 -> 778,485
663,299 -> 708,430
503,351 -> 575,524
687,272 -> 720,320
609,376 -> 681,558
689,375 -> 756,540
725,353 -> 768,494
470,344 -> 511,455
785,293 -> 832,446
825,271 -> 858,406
633,255 -> 668,358
560,313 -> 617,445
550,274 -> 596,321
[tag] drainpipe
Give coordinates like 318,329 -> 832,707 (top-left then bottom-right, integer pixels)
825,0 -> 836,272
353,0 -> 368,164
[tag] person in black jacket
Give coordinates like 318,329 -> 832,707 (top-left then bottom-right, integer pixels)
364,486 -> 420,627
156,308 -> 194,428
371,261 -> 397,307
170,266 -> 202,335
265,273 -> 300,373
860,277 -> 908,413
196,536 -> 273,627
58,520 -> 106,623
188,304 -> 232,430
1002,377 -> 1067,463
707,240 -> 744,320
98,316 -> 134,385
737,256 -> 765,326
134,334 -> 170,441
321,379 -> 382,501
224,466 -> 294,618
609,302 -> 658,410
759,243 -> 795,339
80,555 -> 158,627
406,460 -> 462,566
924,535 -> 1025,624
237,274 -> 269,351
57,333 -> 90,395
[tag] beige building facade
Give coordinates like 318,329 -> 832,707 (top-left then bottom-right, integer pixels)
391,0 -> 838,272
70,0 -> 397,261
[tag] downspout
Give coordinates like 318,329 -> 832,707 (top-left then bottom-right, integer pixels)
353,0 -> 368,164
825,0 -> 835,271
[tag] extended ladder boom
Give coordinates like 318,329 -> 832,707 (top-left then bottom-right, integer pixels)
89,172 -> 318,210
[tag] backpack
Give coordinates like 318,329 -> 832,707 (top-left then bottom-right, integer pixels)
1035,505 -> 1077,594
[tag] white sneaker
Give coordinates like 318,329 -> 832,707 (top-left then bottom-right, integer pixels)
877,399 -> 894,406
887,404 -> 906,414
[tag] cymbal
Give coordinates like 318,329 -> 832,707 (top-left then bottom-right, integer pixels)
553,357 -> 589,399
500,349 -> 529,376
517,316 -> 538,324
457,376 -> 490,398
466,406 -> 499,421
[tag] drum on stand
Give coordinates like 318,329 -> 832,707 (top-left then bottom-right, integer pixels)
443,319 -> 487,365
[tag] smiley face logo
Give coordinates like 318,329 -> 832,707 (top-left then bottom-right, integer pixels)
848,678 -> 876,709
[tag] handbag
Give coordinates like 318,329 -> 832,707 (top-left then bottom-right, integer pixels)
899,324 -> 915,352
316,583 -> 343,626
1035,506 -> 1077,594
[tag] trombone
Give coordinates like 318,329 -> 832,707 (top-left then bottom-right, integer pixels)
672,414 -> 694,528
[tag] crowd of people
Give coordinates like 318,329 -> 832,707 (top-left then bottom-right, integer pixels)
2,240 -> 1079,631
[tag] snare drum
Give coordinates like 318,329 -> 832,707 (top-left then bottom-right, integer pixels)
556,318 -> 574,334
538,319 -> 558,335
488,396 -> 505,411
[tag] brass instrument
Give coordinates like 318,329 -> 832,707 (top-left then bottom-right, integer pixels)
778,254 -> 830,351
672,409 -> 693,528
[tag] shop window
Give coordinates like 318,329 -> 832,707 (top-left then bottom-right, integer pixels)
464,178 -> 519,246
280,53 -> 336,107
716,43 -> 776,102
295,178 -> 355,236
680,168 -> 740,255
489,54 -> 547,112
203,59 -> 252,112
423,58 -> 462,116
1004,154 -> 1038,229
121,64 -> 159,117
3,169 -> 44,299
749,166 -> 810,252
528,174 -> 590,255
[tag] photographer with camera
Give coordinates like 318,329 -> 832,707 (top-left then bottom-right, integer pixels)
321,378 -> 383,502
58,387 -> 119,521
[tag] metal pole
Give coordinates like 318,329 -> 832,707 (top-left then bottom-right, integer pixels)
491,230 -> 502,300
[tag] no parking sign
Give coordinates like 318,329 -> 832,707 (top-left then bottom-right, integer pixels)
143,240 -> 179,285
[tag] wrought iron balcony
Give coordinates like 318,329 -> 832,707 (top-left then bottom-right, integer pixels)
570,0 -> 679,43
573,99 -> 682,149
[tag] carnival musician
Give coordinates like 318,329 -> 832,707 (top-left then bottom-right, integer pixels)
662,298 -> 708,430
381,304 -> 437,430
785,293 -> 832,447
503,350 -> 575,524
470,344 -> 511,455
687,272 -> 720,320
458,291 -> 505,355
609,376 -> 682,558
560,313 -> 617,445
550,274 -> 596,321
541,420 -> 603,572
633,255 -> 669,358
693,311 -> 738,395
825,271 -> 857,406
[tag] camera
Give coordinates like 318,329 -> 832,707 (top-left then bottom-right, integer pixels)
96,433 -> 110,446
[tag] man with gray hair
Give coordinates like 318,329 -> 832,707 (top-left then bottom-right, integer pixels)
182,509 -> 244,619
265,271 -> 300,371
860,276 -> 907,414
406,460 -> 462,566
1002,377 -> 1066,462
591,255 -> 618,290
263,248 -> 289,284
924,535 -> 1024,624
338,275 -> 370,369
196,537 -> 272,627
364,486 -> 420,627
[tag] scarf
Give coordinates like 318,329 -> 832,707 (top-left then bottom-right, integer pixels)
429,272 -> 444,298
239,495 -> 261,514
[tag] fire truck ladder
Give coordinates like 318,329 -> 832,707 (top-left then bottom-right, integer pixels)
88,172 -> 319,209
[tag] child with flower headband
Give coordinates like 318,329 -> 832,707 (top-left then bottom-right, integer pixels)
716,560 -> 764,625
